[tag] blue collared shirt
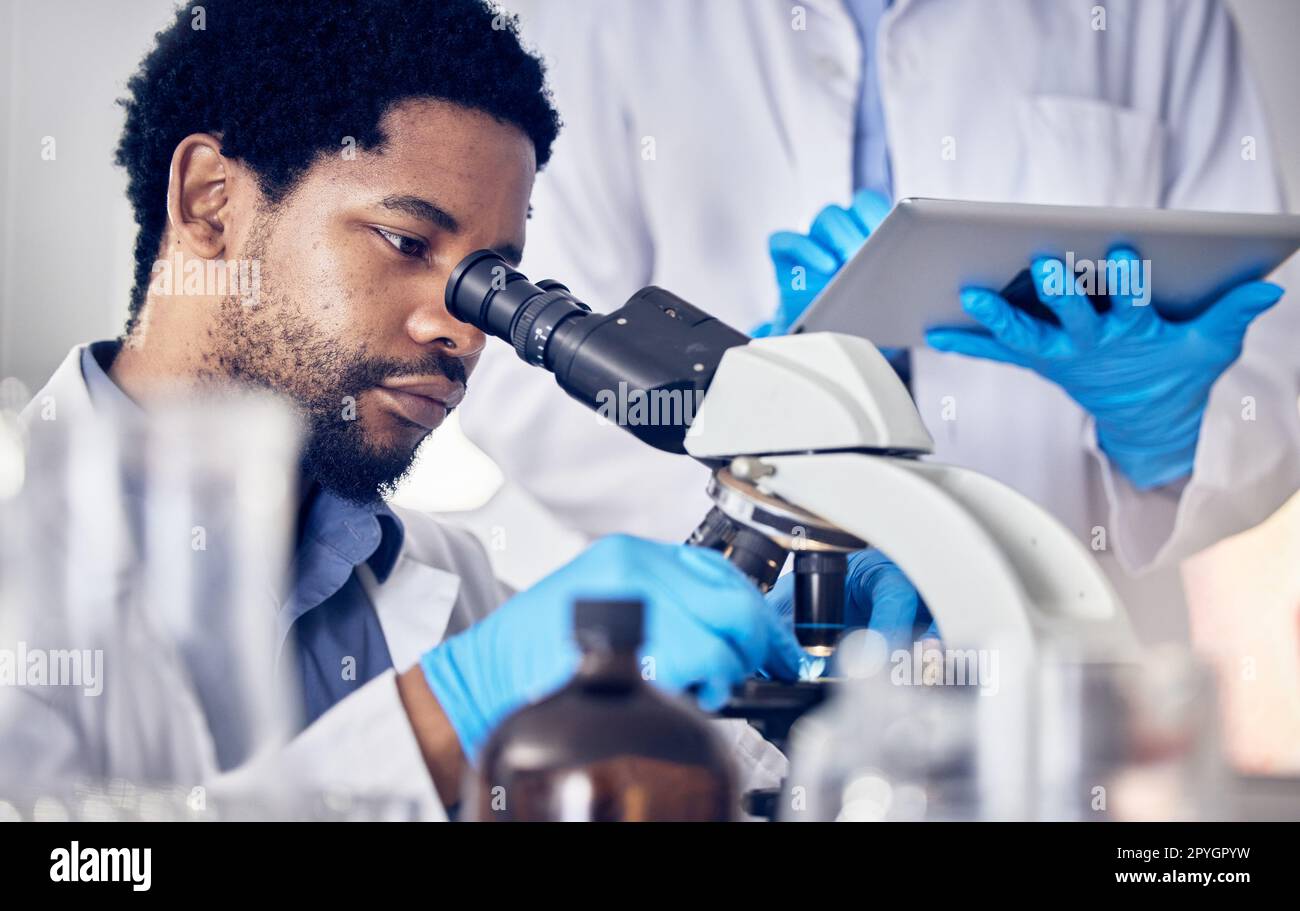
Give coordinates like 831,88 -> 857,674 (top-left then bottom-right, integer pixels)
81,340 -> 401,729
286,485 -> 401,727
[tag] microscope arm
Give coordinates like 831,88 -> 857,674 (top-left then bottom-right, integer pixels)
685,333 -> 1138,663
757,453 -> 1137,660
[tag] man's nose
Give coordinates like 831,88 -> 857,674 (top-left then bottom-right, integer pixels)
406,283 -> 486,357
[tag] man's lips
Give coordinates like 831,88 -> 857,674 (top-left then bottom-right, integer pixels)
374,379 -> 466,430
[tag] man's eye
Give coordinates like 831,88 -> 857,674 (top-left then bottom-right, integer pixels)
375,227 -> 427,259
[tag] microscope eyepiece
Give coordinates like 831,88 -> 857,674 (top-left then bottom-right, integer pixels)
445,249 -> 750,454
446,250 -> 592,366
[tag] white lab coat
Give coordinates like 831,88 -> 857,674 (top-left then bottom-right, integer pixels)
4,346 -> 785,818
462,0 -> 1300,641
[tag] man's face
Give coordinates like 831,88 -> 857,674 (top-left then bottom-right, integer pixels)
211,99 -> 534,503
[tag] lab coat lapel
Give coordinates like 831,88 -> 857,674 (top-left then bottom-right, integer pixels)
767,0 -> 859,215
361,555 -> 462,671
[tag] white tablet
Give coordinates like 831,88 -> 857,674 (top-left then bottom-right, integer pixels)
790,197 -> 1300,346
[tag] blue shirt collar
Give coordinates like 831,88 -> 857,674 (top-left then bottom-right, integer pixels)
296,484 -> 404,582
287,485 -> 405,625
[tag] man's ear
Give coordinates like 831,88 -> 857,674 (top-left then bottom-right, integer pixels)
166,133 -> 229,258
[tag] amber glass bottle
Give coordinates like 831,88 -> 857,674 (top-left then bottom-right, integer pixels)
475,598 -> 736,821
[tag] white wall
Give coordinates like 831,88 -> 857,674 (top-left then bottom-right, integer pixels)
1,0 -> 181,395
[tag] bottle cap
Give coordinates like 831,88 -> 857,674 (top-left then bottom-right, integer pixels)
573,598 -> 644,650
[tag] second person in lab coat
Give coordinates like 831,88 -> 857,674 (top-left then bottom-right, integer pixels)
462,0 -> 1299,638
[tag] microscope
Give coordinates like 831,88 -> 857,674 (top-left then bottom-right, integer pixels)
445,250 -> 1138,751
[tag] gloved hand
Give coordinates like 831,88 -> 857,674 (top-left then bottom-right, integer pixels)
765,549 -> 936,652
926,247 -> 1285,490
754,189 -> 892,337
419,534 -> 809,759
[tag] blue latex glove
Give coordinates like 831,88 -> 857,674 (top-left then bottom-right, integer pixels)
926,247 -> 1285,490
765,549 -> 936,652
754,189 -> 892,337
419,534 -> 809,759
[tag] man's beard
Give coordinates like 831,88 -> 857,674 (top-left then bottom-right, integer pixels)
293,350 -> 465,504
208,233 -> 465,504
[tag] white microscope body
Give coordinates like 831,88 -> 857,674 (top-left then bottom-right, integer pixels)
684,332 -> 1138,663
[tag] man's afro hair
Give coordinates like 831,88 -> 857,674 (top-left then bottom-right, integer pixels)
115,0 -> 560,332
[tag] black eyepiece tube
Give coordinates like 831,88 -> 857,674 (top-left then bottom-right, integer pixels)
446,250 -> 592,366
446,250 -> 750,454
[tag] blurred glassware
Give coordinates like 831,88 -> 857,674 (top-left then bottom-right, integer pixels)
1034,645 -> 1223,822
781,631 -> 1224,821
137,393 -> 301,772
0,389 -> 306,811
